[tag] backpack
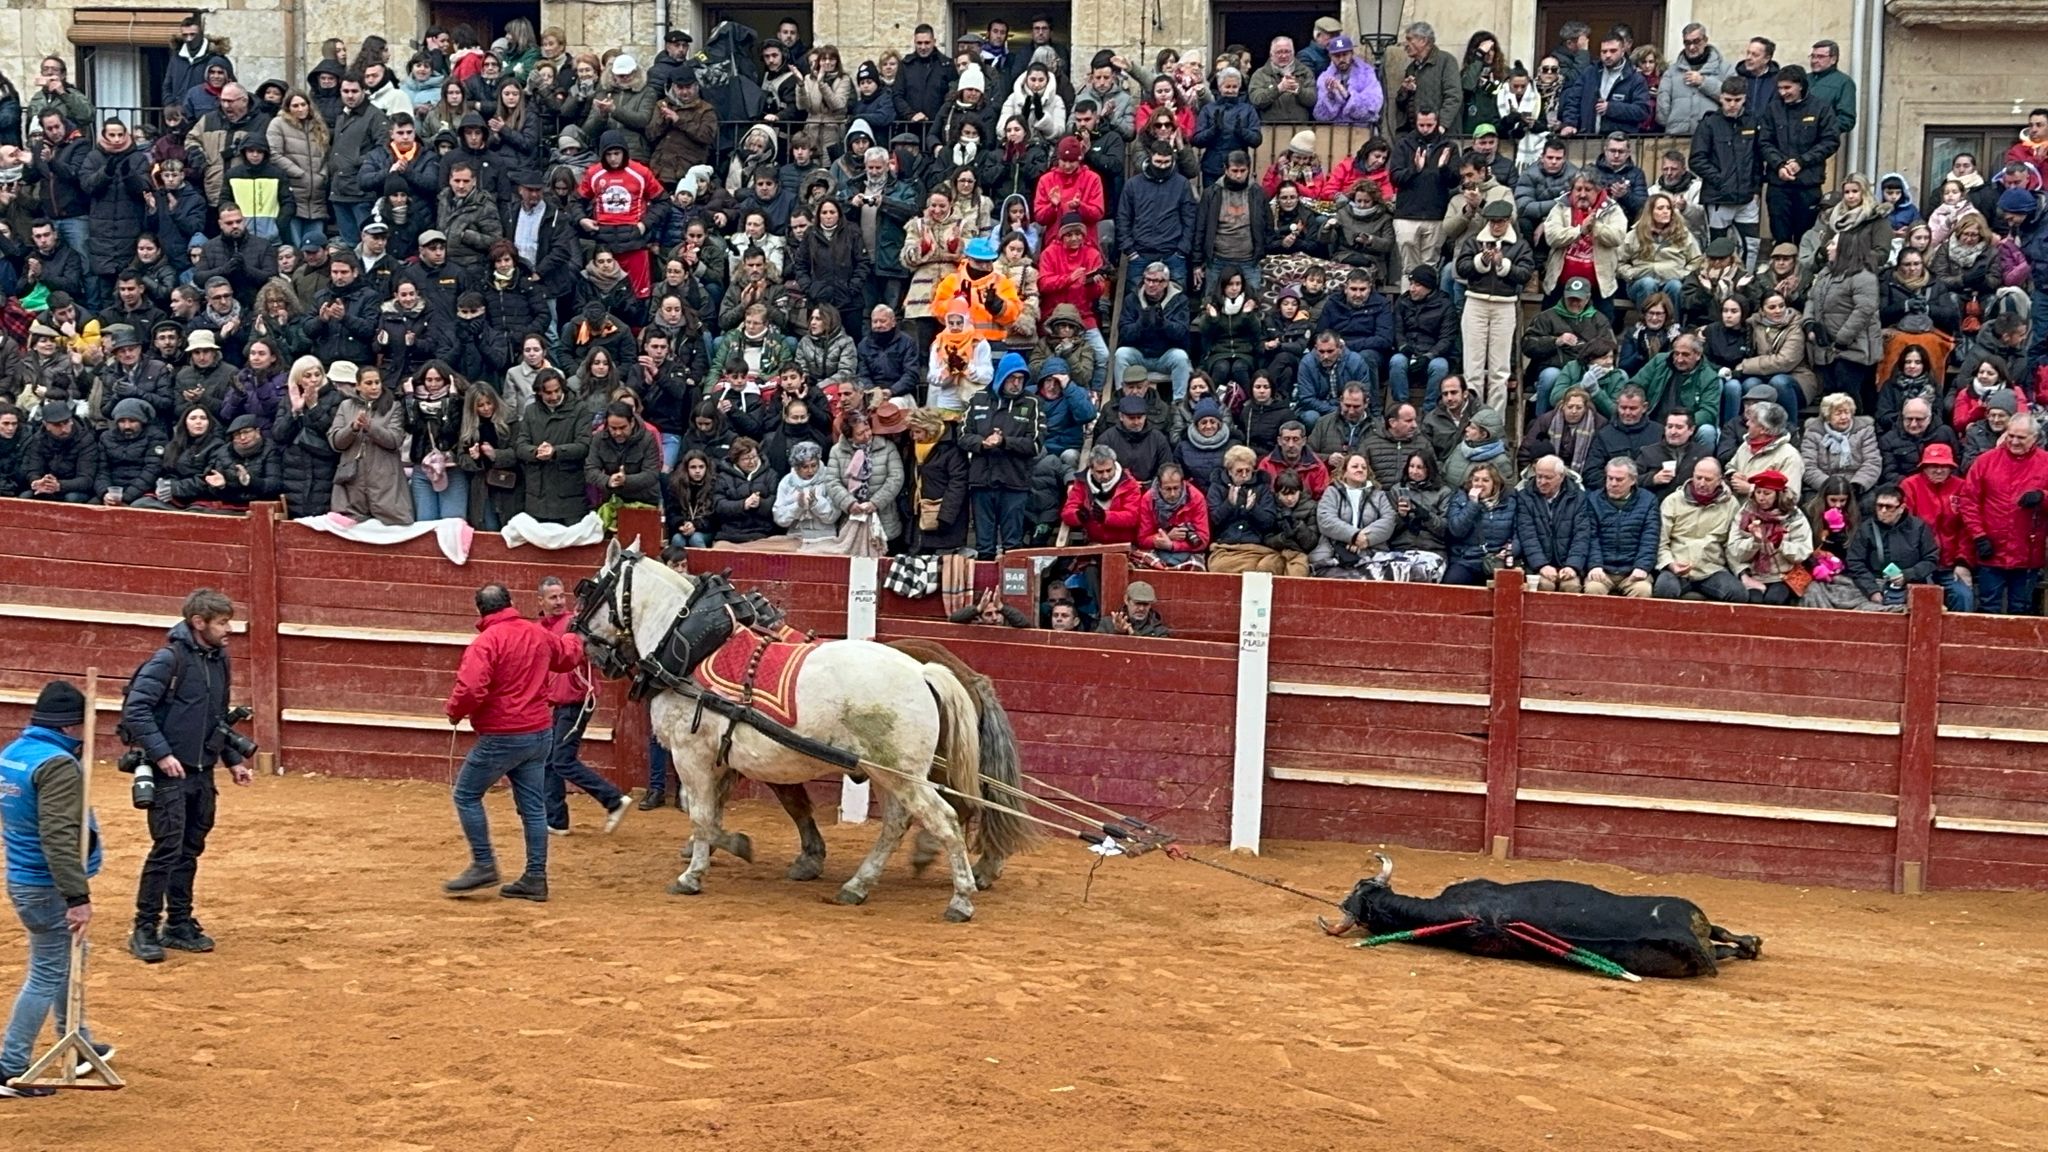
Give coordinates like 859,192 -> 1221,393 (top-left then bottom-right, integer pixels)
113,644 -> 186,763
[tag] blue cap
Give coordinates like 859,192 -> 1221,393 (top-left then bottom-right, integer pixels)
2000,187 -> 2036,215
963,235 -> 999,262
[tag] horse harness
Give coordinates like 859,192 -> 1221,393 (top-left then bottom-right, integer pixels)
572,553 -> 859,773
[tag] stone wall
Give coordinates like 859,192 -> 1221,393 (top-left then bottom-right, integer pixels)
1879,26 -> 2048,195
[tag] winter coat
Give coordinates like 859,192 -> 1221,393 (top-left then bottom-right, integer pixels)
1805,269 -> 1882,366
1190,92 -> 1263,181
791,223 -> 871,313
307,278 -> 381,366
266,113 -> 331,219
78,144 -> 153,277
1580,486 -> 1661,572
1845,514 -> 1939,596
328,396 -> 413,525
1657,484 -> 1740,576
1540,194 -> 1629,297
1363,426 -> 1437,490
1686,106 -> 1763,208
1455,230 -> 1539,298
713,458 -> 781,543
1736,314 -> 1819,396
1209,472 -> 1279,546
1761,91 -> 1841,189
212,434 -> 284,505
911,430 -> 971,553
1619,226 -> 1702,285
962,372 -> 1043,493
1389,130 -> 1461,225
829,437 -> 906,541
1118,284 -> 1192,359
1514,477 -> 1593,573
857,329 -> 921,398
1799,415 -> 1884,494
1393,291 -> 1457,363
1321,202 -> 1395,276
1310,481 -> 1397,567
1314,61 -> 1384,128
218,369 -> 286,436
1444,490 -> 1519,567
1514,160 -> 1578,232
899,214 -> 966,319
98,423 -> 165,504
1297,348 -> 1368,422
1249,61 -> 1318,125
1116,166 -> 1197,261
1630,352 -> 1721,431
515,394 -> 594,524
328,102 -> 389,203
1061,466 -> 1148,546
1520,306 -> 1616,381
585,424 -> 664,506
272,386 -> 343,517
1559,64 -> 1651,134
1318,291 -> 1396,361
647,95 -> 719,185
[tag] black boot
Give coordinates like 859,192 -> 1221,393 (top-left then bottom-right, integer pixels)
443,862 -> 501,895
636,786 -> 666,811
499,874 -> 549,902
162,921 -> 216,953
128,925 -> 165,964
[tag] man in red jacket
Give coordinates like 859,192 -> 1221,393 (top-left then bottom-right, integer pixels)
444,583 -> 587,902
1961,413 -> 2048,614
537,577 -> 632,836
1062,445 -> 1146,545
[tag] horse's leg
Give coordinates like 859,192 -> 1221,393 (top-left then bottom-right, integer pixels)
669,763 -> 724,896
835,794 -> 912,906
898,782 -> 978,922
770,782 -> 826,881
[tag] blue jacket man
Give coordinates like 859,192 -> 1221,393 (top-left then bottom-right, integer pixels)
1295,332 -> 1367,422
1316,276 -> 1396,372
1117,143 -> 1197,270
1560,44 -> 1652,136
0,681 -> 107,1093
1581,463 -> 1663,593
1189,72 -> 1263,182
120,589 -> 248,964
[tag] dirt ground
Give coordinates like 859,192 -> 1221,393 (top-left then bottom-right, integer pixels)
2,776 -> 2045,1151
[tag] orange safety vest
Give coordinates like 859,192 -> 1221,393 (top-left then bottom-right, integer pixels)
931,267 -> 1021,343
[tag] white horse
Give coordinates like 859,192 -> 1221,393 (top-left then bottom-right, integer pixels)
574,541 -> 1033,921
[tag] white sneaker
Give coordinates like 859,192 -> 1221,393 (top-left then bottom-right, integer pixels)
604,795 -> 631,834
547,825 -> 571,838
72,1043 -> 116,1076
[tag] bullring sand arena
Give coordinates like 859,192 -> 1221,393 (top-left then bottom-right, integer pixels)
4,777 -> 2045,1149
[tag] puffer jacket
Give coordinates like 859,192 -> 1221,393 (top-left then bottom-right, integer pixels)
327,101 -> 388,204
1444,489 -> 1519,566
1799,414 -> 1883,493
829,436 -> 906,540
1804,269 -> 1882,366
78,143 -> 153,277
1513,475 -> 1593,573
98,420 -> 165,505
1208,471 -> 1278,546
272,386 -> 343,517
1689,108 -> 1763,206
713,457 -> 780,543
267,112 -> 330,219
1581,486 -> 1662,572
1656,47 -> 1732,136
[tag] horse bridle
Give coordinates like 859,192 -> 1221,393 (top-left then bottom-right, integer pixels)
571,550 -> 641,680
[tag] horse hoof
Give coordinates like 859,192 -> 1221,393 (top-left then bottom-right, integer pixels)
834,885 -> 868,906
787,856 -> 824,882
668,875 -> 703,896
973,859 -> 1004,891
729,833 -> 755,864
944,901 -> 974,923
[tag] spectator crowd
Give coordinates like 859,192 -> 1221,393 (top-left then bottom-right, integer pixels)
1,12 -> 2047,613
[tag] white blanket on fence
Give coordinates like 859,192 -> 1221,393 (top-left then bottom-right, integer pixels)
500,513 -> 606,550
295,514 -> 476,564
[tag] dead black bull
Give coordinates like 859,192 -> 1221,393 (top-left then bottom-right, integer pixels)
1327,854 -> 1763,980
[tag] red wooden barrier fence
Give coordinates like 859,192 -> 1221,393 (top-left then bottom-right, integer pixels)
3,500 -> 2045,893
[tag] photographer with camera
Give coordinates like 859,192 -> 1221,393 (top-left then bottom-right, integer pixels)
120,588 -> 252,965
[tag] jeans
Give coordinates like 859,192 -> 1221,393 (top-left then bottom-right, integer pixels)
1743,374 -> 1805,422
1718,377 -> 1745,426
1387,354 -> 1449,413
53,217 -> 89,263
646,732 -> 671,794
1974,566 -> 2040,615
1694,423 -> 1722,453
1531,367 -> 1563,417
1082,326 -> 1110,393
1112,347 -> 1194,400
1203,259 -> 1262,296
1628,275 -> 1686,311
282,217 -> 327,249
1933,568 -> 1976,613
408,468 -> 470,522
2029,288 -> 2048,380
246,216 -> 280,242
134,769 -> 216,931
972,487 -> 1028,559
544,703 -> 624,830
1125,252 -> 1188,288
2,884 -> 95,1079
332,201 -> 371,246
451,729 -> 553,878
660,433 -> 682,470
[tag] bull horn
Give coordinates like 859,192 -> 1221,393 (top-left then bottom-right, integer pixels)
1371,852 -> 1393,884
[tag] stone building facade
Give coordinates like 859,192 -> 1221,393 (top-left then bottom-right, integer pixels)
2,0 -> 2040,198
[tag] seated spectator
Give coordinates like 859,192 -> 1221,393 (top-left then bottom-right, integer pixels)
857,305 -> 922,399
1951,359 -> 2026,437
1879,248 -> 1959,335
214,414 -> 283,507
1388,264 -> 1455,414
1098,393 -> 1172,483
1263,469 -> 1319,577
1735,290 -> 1814,423
1845,484 -> 1948,611
1727,400 -> 1805,505
905,407 -> 971,564
669,449 -> 720,548
1206,445 -> 1280,574
1386,450 -> 1450,560
1898,443 -> 1976,611
1294,329 -> 1366,423
516,369 -> 593,525
1320,185 -> 1395,285
1307,383 -> 1374,472
830,406 -> 906,548
1420,374 -> 1483,460
1194,267 -> 1266,396
1635,411 -> 1713,503
17,404 -> 100,504
328,366 -> 414,525
1030,302 -> 1103,397
1062,444 -> 1145,546
927,298 -> 993,415
1544,335 -> 1627,419
1098,579 -> 1170,637
1093,364 -> 1170,440
1727,469 -> 1813,605
1618,191 -> 1701,311
98,398 -> 166,506
1364,402 -> 1437,489
1258,419 -> 1331,499
1874,346 -> 1941,435
713,436 -> 780,544
1959,389 -> 2021,474
1580,457 -> 1661,597
1134,463 -> 1210,570
1114,261 -> 1194,401
1442,459 -> 1517,586
1878,396 -> 1960,489
1798,478 -> 1869,610
1961,411 -> 2048,614
1310,452 -> 1396,579
762,398 -> 833,476
1655,457 -> 1743,601
129,405 -> 222,510
1315,268 -> 1394,395
1524,279 -> 1617,420
1048,597 -> 1084,632
1521,385 -> 1604,474
1032,359 -> 1096,470
1242,374 -> 1297,456
1800,393 -> 1882,496
1630,336 -> 1722,458
773,440 -> 847,542
1539,177 -> 1626,316
1176,398 -> 1240,491
1586,384 -> 1660,478
1443,406 -> 1508,489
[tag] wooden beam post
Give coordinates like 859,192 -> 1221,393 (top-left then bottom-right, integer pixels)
1894,583 -> 1941,894
1482,576 -> 1525,858
1229,571 -> 1274,854
840,556 -> 878,824
246,502 -> 282,774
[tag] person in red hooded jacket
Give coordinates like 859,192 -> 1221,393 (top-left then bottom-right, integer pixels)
1960,412 -> 2048,613
578,129 -> 666,299
1899,442 -> 1977,611
442,582 -> 587,902
1062,444 -> 1146,544
1032,135 -> 1106,250
535,577 -> 631,836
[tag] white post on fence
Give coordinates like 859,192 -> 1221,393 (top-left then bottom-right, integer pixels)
840,556 -> 879,824
1230,572 -> 1274,853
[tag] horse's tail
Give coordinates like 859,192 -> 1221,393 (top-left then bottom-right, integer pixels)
919,664 -> 1035,864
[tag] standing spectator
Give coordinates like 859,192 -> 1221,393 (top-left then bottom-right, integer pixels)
1805,232 -> 1883,413
1382,22 -> 1462,137
328,74 -> 389,245
1759,66 -> 1840,249
1731,38 -> 1779,115
1900,443 -> 1977,610
79,120 -> 152,311
1962,412 -> 2048,613
1654,456 -> 1743,600
1190,73 -> 1261,186
1557,35 -> 1650,137
327,366 -> 411,524
1388,109 -> 1459,287
1658,24 -> 1731,137
268,90 -> 332,250
443,583 -> 584,903
1541,177 -> 1627,315
1310,452 -> 1397,578
961,353 -> 1042,558
515,369 -> 591,525
1455,200 -> 1534,412
1514,138 -> 1577,238
1249,37 -> 1316,125
1314,36 -> 1383,129
1804,41 -> 1857,138
1117,143 -> 1196,286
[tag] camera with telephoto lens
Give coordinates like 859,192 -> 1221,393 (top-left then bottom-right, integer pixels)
118,707 -> 259,809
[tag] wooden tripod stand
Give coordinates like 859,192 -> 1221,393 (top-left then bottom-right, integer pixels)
6,668 -> 124,1092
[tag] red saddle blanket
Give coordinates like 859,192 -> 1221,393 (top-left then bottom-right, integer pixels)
692,629 -> 817,729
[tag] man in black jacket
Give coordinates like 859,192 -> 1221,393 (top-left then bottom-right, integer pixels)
1690,77 -> 1764,267
1389,109 -> 1459,288
21,219 -> 88,303
18,404 -> 99,503
501,170 -> 579,322
192,205 -> 277,297
1193,151 -> 1269,296
98,397 -> 165,505
960,354 -> 1043,558
899,25 -> 954,141
122,588 -> 251,964
1758,65 -> 1839,250
857,304 -> 921,397
307,252 -> 379,365
1847,487 -> 1946,610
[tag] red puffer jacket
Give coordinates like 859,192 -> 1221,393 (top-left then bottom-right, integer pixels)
1961,443 -> 2048,569
1061,468 -> 1147,545
446,607 -> 585,734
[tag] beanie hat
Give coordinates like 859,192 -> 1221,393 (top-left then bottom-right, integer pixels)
1288,130 -> 1317,154
1056,135 -> 1085,162
1408,263 -> 1440,290
111,397 -> 154,424
29,680 -> 86,729
1191,398 -> 1223,422
957,65 -> 987,93
2000,187 -> 2036,215
383,174 -> 408,196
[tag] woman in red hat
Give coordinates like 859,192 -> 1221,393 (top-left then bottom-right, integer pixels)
1899,442 -> 1976,610
1726,468 -> 1813,605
